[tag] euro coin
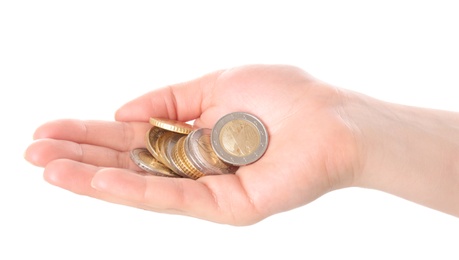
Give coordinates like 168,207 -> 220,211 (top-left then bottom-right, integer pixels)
149,117 -> 194,134
185,128 -> 238,175
161,132 -> 188,177
155,131 -> 181,169
130,148 -> 180,177
171,136 -> 205,180
211,112 -> 268,166
145,126 -> 167,162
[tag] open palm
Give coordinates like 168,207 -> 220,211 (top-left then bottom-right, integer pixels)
25,64 -> 359,225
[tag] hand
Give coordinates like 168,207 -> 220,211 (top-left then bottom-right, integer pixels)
24,64 -> 364,225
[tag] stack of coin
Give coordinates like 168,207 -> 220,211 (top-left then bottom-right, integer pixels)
129,112 -> 269,179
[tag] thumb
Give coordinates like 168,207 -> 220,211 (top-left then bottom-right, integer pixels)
115,70 -> 223,122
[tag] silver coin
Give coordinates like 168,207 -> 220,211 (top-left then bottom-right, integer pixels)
129,148 -> 180,177
185,128 -> 238,175
211,112 -> 268,166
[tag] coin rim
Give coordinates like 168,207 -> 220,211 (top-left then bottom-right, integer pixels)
171,136 -> 204,179
211,112 -> 268,166
149,117 -> 194,134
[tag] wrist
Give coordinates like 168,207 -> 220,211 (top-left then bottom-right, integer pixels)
341,90 -> 459,216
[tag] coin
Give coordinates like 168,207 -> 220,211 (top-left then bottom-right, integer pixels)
171,136 -> 205,179
161,132 -> 188,177
145,126 -> 167,162
130,148 -> 180,177
211,112 -> 268,165
132,112 -> 267,178
185,128 -> 238,175
149,117 -> 194,134
155,131 -> 181,169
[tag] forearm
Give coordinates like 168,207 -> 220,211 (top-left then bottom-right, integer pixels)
343,90 -> 459,217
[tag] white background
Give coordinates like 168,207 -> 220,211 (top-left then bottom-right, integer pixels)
1,1 -> 458,259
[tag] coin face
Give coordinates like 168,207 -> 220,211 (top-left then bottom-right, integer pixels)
130,148 -> 180,177
211,112 -> 268,165
149,117 -> 194,134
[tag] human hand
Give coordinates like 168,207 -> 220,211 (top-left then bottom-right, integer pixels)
24,64 -> 362,225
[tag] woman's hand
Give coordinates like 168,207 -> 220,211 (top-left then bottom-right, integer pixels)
25,65 -> 359,225
25,64 -> 459,224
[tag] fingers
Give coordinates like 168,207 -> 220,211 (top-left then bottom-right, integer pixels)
44,159 -> 106,197
43,159 -> 144,207
90,169 -> 215,215
91,169 -> 261,225
115,70 -> 223,122
32,119 -> 151,151
25,138 -> 136,169
26,119 -> 151,169
43,159 -> 261,225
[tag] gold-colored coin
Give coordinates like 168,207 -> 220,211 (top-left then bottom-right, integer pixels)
158,131 -> 186,174
130,148 -> 180,177
155,131 -> 179,169
149,117 -> 194,134
171,136 -> 204,180
145,126 -> 167,161
163,134 -> 188,178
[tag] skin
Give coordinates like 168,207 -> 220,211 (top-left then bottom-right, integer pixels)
24,64 -> 459,225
